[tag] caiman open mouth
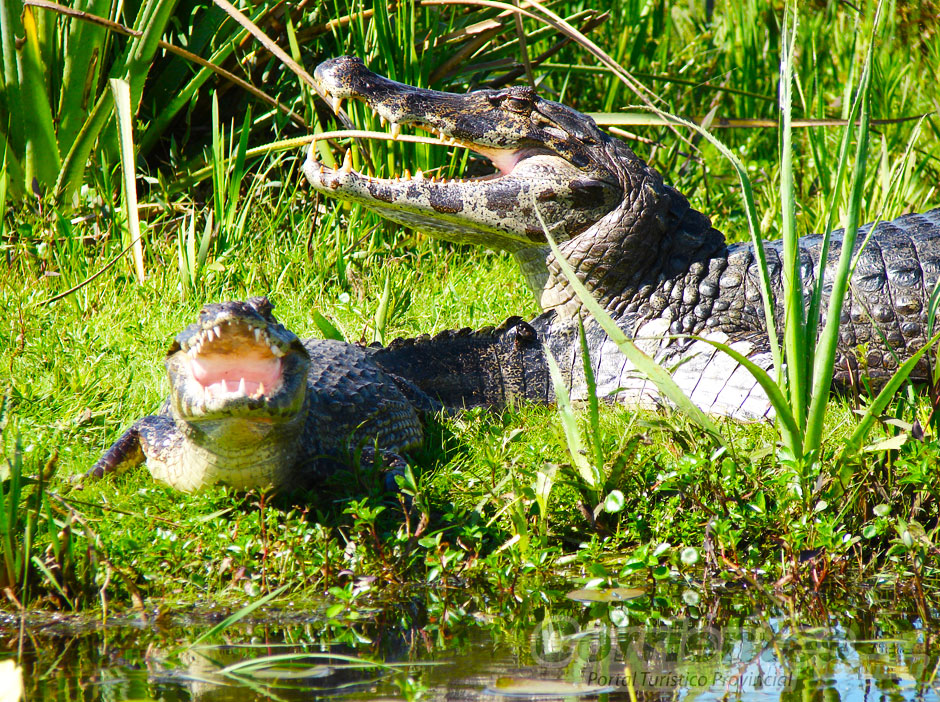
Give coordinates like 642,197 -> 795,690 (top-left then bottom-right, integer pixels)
303,56 -> 622,253
182,321 -> 285,401
166,300 -> 309,422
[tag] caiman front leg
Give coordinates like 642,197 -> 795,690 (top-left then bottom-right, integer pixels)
357,444 -> 412,492
84,415 -> 177,481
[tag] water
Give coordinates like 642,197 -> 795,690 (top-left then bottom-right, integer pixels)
4,589 -> 938,701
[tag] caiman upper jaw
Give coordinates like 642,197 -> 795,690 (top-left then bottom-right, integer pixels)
313,56 -> 609,160
166,298 -> 310,422
306,57 -> 623,254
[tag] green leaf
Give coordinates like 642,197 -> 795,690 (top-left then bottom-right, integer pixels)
602,490 -> 624,513
18,5 -> 62,189
374,273 -> 392,345
689,335 -> 801,452
842,328 -> 940,458
577,317 -> 605,471
652,542 -> 670,557
178,583 -> 289,652
57,0 -> 111,153
864,433 -> 908,452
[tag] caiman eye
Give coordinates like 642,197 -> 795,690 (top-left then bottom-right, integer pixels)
493,86 -> 536,114
502,96 -> 531,113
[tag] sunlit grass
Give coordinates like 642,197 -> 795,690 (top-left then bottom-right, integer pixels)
1,0 -> 939,609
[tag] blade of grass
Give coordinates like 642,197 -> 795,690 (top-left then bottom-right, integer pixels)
123,0 -> 179,110
374,272 -> 392,346
55,0 -> 111,153
54,89 -> 111,204
803,6 -> 878,452
216,650 -> 416,675
0,145 -> 8,235
803,63 -> 865,380
224,106 -> 253,234
110,78 -> 145,282
689,336 -> 801,450
25,0 -> 305,153
544,348 -> 600,491
638,107 -> 782,387
423,0 -> 669,123
211,93 -> 226,232
577,316 -> 605,474
179,584 -> 289,653
841,328 -> 940,457
778,7 -> 807,430
209,0 -> 330,105
31,555 -> 74,609
0,132 -> 24,200
177,213 -> 193,297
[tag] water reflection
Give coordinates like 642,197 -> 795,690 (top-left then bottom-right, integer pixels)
3,592 -> 938,701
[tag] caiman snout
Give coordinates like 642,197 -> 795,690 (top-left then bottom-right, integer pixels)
315,56 -> 407,106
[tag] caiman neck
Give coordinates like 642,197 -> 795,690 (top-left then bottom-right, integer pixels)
514,245 -> 553,306
533,141 -> 728,322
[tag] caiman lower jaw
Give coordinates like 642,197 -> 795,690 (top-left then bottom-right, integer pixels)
167,320 -> 308,422
305,148 -> 588,251
303,136 -> 623,255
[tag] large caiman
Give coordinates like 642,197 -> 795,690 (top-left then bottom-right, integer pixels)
304,56 -> 940,420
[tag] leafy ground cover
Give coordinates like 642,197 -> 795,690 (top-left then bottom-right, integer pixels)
1,0 -> 940,620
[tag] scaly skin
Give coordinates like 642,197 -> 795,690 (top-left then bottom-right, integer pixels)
87,298 -> 432,492
305,57 -> 940,417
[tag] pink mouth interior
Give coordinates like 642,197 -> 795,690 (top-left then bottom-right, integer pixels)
190,354 -> 282,397
468,146 -> 524,176
411,125 -> 524,176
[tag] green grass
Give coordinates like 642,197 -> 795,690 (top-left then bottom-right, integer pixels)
2,0 -> 940,613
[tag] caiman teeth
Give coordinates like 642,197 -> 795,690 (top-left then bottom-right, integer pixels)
254,328 -> 262,342
390,122 -> 401,140
340,149 -> 353,174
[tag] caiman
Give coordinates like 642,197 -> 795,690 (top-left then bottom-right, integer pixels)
303,56 -> 940,419
86,298 -> 441,492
